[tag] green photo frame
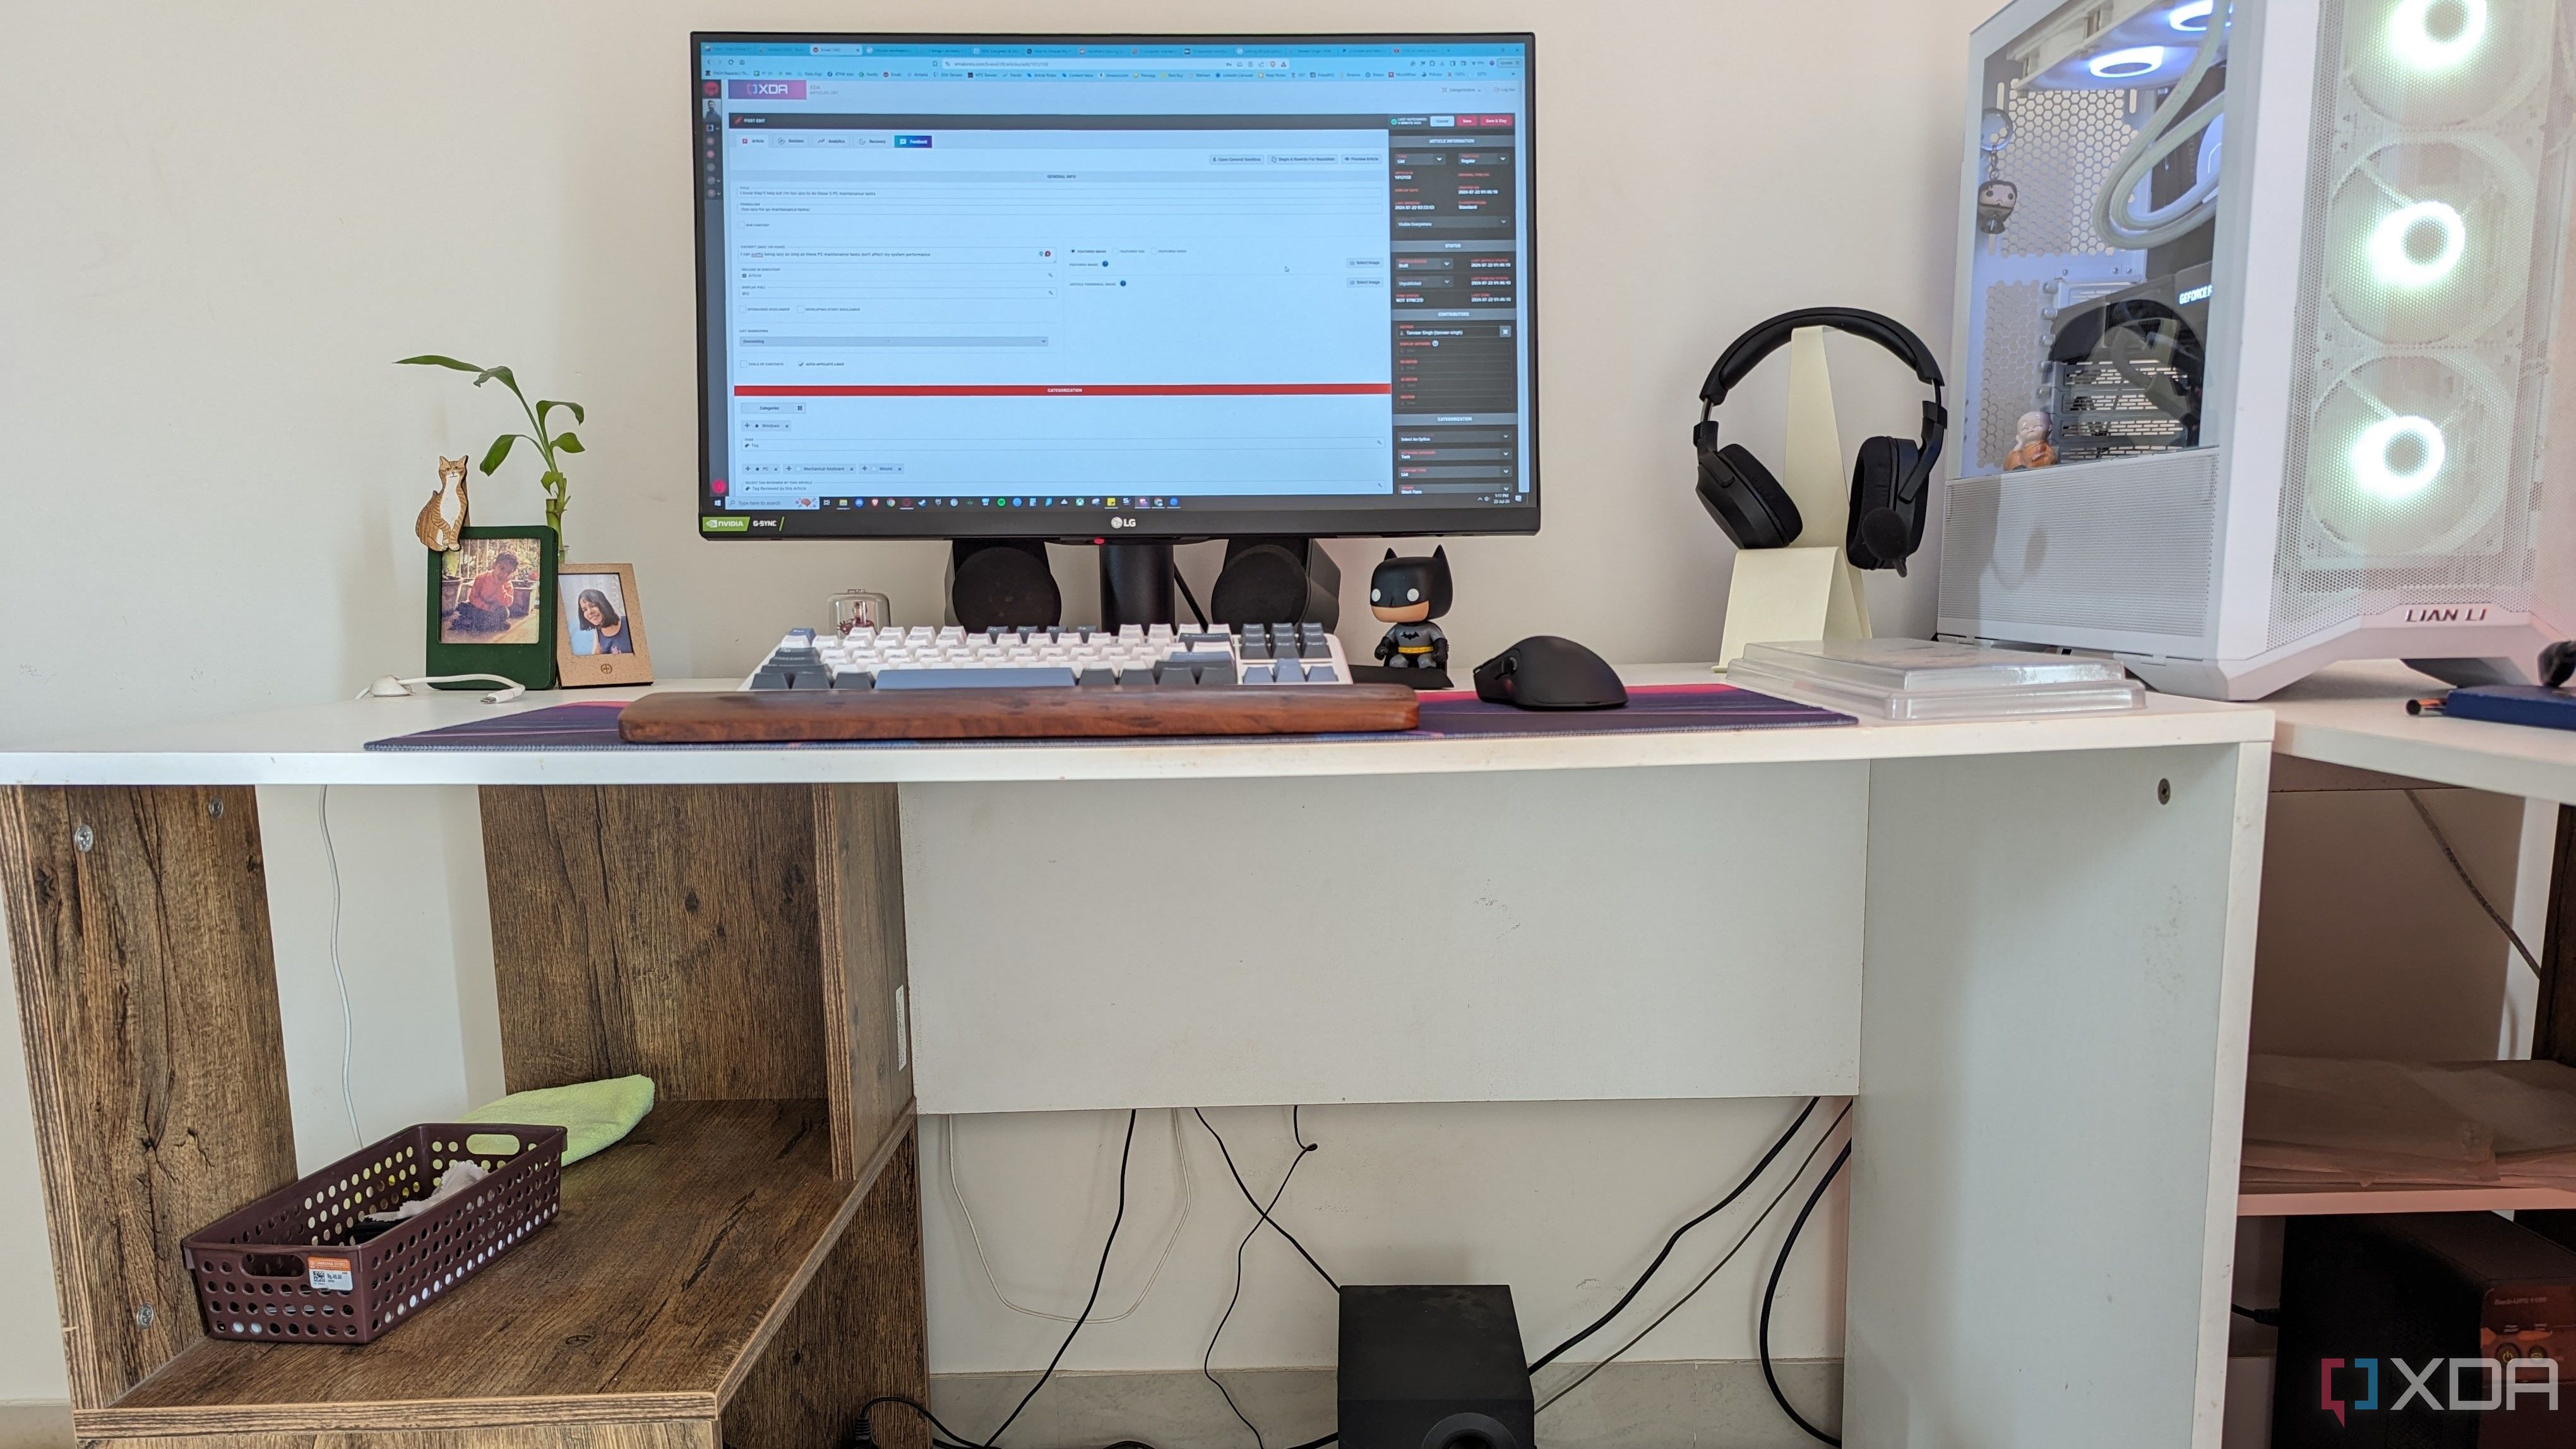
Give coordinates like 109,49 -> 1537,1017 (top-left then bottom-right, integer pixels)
426,526 -> 558,691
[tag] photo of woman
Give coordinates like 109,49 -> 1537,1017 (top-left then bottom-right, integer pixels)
555,565 -> 652,685
569,581 -> 633,655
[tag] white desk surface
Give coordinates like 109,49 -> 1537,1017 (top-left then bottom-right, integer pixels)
0,665 -> 2270,787
2267,660 -> 2576,805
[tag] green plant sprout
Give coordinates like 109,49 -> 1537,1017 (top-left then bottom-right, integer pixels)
396,355 -> 584,556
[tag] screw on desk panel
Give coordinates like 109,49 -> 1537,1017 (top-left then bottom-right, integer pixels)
73,824 -> 93,852
209,797 -> 225,818
133,1304 -> 155,1328
2157,778 -> 2172,804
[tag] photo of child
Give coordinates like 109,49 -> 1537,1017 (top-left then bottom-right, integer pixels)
564,574 -> 635,656
439,539 -> 539,645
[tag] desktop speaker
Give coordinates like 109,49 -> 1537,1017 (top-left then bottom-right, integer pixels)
1210,537 -> 1342,629
946,539 -> 1062,631
1339,1285 -> 1533,1449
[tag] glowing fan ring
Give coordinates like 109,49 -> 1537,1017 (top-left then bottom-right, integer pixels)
2349,414 -> 2448,500
2366,200 -> 2467,288
2388,0 -> 2490,72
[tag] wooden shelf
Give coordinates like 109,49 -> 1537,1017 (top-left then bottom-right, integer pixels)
81,1100 -> 861,1439
2240,1180 -> 2576,1217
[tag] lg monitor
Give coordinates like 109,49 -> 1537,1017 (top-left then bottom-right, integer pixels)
693,32 -> 1538,581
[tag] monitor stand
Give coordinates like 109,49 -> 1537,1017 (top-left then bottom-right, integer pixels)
1098,541 -> 1176,630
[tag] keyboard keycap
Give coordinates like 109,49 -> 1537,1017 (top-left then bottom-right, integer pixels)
1078,667 -> 1118,687
1308,664 -> 1339,683
875,667 -> 1078,689
1242,664 -> 1275,684
830,670 -> 874,691
1273,658 -> 1303,684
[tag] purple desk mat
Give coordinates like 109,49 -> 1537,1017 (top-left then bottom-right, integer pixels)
365,682 -> 1852,751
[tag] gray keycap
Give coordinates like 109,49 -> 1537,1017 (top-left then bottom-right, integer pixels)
1239,638 -> 1271,660
787,671 -> 828,691
1273,658 -> 1303,684
1308,664 -> 1339,683
1195,665 -> 1237,686
830,671 -> 874,691
1299,639 -> 1332,659
1078,667 -> 1118,687
1242,664 -> 1275,684
749,669 -> 793,691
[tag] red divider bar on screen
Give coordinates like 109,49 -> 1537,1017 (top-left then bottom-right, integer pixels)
733,383 -> 1393,397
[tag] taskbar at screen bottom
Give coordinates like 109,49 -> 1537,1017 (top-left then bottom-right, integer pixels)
699,502 -> 1538,540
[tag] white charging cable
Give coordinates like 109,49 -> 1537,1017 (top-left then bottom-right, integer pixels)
357,674 -> 527,704
317,785 -> 366,1150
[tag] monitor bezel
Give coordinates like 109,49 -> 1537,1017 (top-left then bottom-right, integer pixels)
690,31 -> 1539,544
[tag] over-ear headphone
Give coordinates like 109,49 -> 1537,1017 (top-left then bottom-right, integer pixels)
1693,307 -> 1948,575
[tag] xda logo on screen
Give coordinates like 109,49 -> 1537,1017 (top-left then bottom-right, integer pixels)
2315,1356 -> 2560,1424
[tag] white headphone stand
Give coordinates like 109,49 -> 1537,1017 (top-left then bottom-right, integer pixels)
1715,325 -> 1875,672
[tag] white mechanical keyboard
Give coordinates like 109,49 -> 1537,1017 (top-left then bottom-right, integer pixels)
741,623 -> 1354,692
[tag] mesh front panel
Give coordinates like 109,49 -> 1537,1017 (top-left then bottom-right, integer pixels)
2269,0 -> 2576,648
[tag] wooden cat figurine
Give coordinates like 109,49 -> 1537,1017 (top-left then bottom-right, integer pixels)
415,455 -> 472,552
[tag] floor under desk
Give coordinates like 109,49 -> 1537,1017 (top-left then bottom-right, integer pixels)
0,683 -> 2274,1448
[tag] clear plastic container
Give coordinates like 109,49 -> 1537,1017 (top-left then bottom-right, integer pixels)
1727,639 -> 2144,721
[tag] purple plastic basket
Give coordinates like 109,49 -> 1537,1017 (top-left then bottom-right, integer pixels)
181,1121 -> 564,1344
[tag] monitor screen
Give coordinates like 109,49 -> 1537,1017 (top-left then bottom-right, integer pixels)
693,34 -> 1536,540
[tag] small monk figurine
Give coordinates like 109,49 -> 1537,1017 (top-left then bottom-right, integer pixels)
2003,410 -> 2058,471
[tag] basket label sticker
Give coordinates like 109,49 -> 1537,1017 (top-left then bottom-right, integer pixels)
307,1256 -> 354,1293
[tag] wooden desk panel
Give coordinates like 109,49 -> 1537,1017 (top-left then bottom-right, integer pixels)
0,784 -> 295,1410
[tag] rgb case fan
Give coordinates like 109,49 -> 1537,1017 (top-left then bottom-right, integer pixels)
1939,0 -> 2576,699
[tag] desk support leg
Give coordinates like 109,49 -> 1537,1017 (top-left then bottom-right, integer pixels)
0,785 -> 296,1412
1844,741 -> 2268,1449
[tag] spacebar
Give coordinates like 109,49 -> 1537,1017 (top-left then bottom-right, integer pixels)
871,667 -> 1078,689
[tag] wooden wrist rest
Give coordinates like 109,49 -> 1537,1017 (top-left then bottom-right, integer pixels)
617,684 -> 1421,743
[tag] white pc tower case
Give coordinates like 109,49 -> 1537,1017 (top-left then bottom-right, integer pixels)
1937,0 -> 2576,698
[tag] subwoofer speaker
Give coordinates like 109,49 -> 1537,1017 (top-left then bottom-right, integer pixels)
1209,537 -> 1341,629
946,539 -> 1062,631
1339,1286 -> 1532,1449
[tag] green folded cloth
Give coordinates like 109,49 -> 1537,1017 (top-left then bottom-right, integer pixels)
459,1075 -> 655,1165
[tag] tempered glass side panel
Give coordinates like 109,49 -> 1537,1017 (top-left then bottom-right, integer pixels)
2266,0 -> 2576,648
1961,0 -> 2231,479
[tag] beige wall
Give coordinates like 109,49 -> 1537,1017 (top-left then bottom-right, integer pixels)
0,0 -> 2006,1404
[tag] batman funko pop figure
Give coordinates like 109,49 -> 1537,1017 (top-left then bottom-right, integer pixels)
1369,546 -> 1452,672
